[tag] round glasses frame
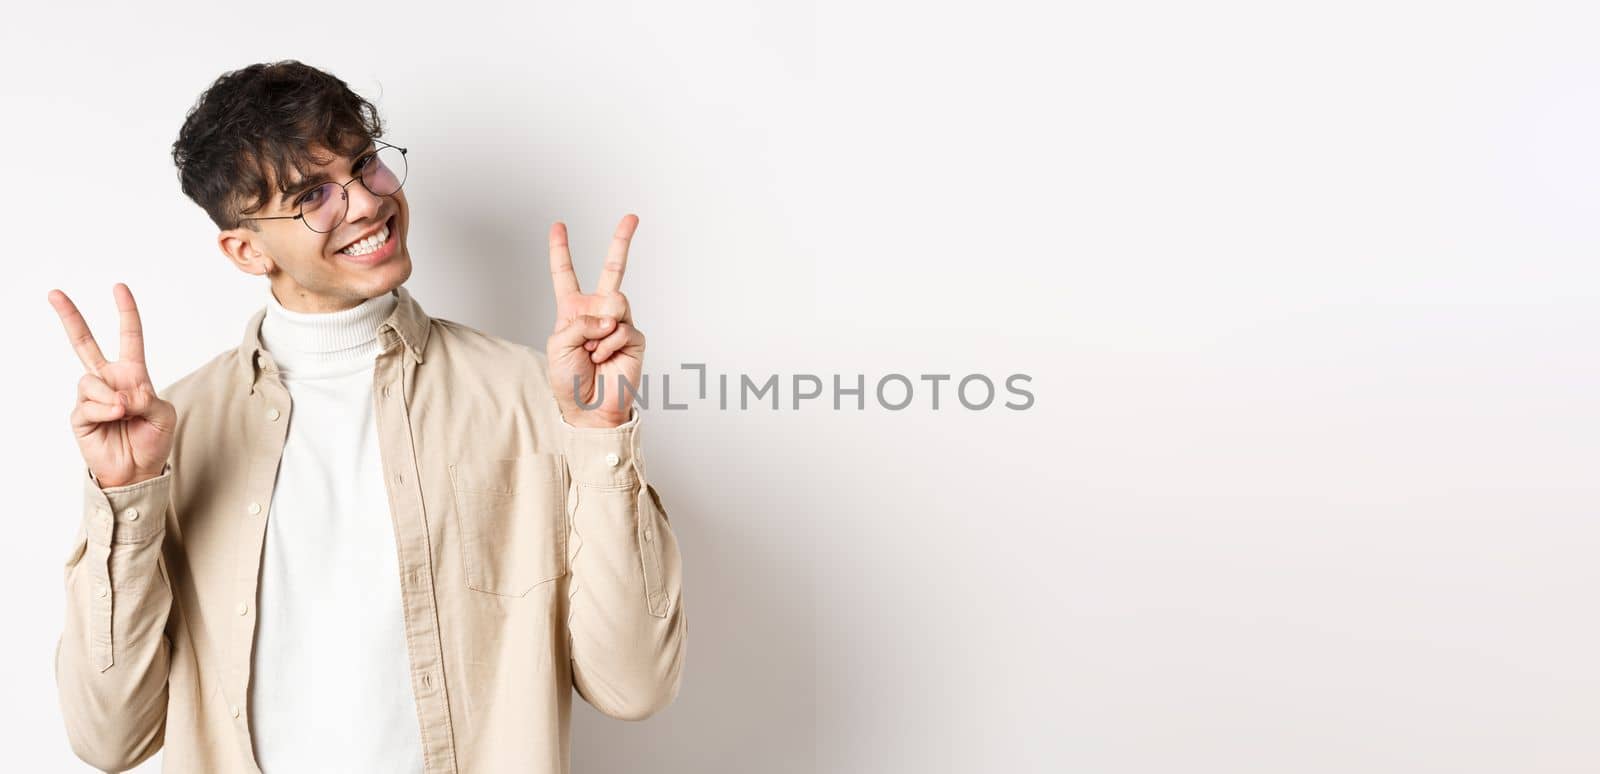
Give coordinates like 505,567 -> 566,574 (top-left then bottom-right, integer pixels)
237,140 -> 409,234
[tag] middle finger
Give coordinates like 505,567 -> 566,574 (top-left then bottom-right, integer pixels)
48,289 -> 109,373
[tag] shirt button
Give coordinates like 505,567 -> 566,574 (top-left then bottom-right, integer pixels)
123,507 -> 140,521
604,452 -> 620,467
95,584 -> 108,598
383,385 -> 392,398
247,502 -> 262,515
237,603 -> 249,616
230,704 -> 241,718
643,529 -> 653,542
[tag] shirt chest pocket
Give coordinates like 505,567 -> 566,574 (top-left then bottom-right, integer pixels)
448,453 -> 568,597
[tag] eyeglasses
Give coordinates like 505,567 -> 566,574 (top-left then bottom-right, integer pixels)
238,140 -> 409,233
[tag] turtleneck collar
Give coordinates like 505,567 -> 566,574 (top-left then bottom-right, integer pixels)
260,287 -> 400,378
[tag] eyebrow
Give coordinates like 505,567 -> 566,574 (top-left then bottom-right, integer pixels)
278,174 -> 333,207
277,144 -> 379,208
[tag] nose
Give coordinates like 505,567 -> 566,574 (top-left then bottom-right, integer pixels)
344,178 -> 384,224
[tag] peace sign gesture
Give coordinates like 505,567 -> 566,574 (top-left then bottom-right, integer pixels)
47,283 -> 178,488
546,214 -> 646,428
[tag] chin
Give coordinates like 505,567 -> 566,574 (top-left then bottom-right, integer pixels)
369,255 -> 412,296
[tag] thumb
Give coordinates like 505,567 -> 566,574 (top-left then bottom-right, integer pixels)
550,315 -> 616,350
122,382 -> 156,417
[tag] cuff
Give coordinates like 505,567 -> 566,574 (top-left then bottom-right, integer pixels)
82,463 -> 172,546
561,407 -> 643,488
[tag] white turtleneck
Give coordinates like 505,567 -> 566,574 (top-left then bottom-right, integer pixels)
249,286 -> 425,774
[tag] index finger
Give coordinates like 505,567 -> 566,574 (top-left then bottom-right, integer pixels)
114,283 -> 145,365
46,288 -> 109,373
548,222 -> 582,296
595,213 -> 639,295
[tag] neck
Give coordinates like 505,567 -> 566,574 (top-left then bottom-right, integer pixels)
260,287 -> 399,378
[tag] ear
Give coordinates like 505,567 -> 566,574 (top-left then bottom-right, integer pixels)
218,227 -> 275,277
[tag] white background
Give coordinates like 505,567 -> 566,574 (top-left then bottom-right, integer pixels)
3,1 -> 1597,772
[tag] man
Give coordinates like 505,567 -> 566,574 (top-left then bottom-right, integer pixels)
48,60 -> 686,773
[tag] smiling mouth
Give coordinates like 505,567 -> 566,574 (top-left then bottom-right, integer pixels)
336,214 -> 397,257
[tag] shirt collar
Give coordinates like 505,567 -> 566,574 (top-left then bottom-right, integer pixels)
236,284 -> 432,389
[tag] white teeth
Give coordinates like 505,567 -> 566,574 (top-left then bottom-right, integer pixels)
339,223 -> 391,256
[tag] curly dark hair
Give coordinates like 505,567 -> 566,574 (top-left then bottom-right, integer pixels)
171,60 -> 384,231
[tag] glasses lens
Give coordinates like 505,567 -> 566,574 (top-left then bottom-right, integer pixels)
362,146 -> 407,197
302,182 -> 348,233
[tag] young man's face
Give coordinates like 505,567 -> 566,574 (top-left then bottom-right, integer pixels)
218,142 -> 412,312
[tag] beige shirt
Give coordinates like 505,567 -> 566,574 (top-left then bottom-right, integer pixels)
54,285 -> 687,773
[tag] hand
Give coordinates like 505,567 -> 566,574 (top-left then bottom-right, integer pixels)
48,283 -> 178,488
546,214 -> 646,429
